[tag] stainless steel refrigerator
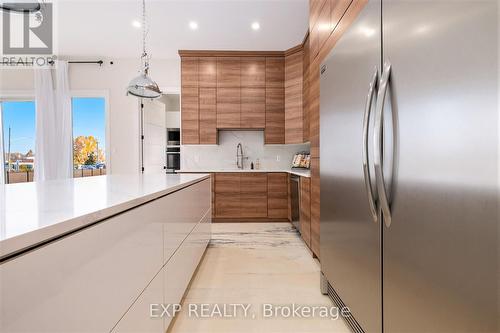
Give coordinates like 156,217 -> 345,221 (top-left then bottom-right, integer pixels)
319,1 -> 498,332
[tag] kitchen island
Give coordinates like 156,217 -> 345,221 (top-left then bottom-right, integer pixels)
0,173 -> 211,332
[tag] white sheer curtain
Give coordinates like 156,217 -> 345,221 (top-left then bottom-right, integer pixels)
34,60 -> 73,182
0,102 -> 4,185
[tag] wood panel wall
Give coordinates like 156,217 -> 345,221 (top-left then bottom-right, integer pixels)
307,0 -> 368,258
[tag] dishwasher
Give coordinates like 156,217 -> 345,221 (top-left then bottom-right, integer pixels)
290,174 -> 300,233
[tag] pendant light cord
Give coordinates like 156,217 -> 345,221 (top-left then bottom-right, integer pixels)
142,0 -> 146,57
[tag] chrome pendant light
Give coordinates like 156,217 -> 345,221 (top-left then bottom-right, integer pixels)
127,0 -> 162,99
0,1 -> 42,13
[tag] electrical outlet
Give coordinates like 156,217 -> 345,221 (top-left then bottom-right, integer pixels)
276,155 -> 280,162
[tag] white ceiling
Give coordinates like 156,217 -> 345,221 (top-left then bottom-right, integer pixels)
52,0 -> 309,59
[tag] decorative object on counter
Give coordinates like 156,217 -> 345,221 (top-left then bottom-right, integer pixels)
126,0 -> 162,99
251,162 -> 254,170
255,158 -> 261,170
292,152 -> 310,169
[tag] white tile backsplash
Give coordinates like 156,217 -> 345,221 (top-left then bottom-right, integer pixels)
181,131 -> 310,170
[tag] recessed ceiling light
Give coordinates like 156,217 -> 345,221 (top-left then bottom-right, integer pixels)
251,22 -> 260,31
132,20 -> 141,28
189,21 -> 198,30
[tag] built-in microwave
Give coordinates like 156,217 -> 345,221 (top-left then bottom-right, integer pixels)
167,128 -> 180,146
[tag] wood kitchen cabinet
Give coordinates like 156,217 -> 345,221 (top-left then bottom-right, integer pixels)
181,57 -> 198,88
285,47 -> 304,144
310,158 -> 320,258
240,173 -> 268,218
215,173 -> 241,218
217,57 -> 241,88
241,87 -> 266,129
299,177 -> 311,248
181,86 -> 199,144
213,172 -> 290,221
199,57 -> 217,88
265,88 -> 285,144
241,57 -> 266,87
181,57 -> 200,145
267,173 -> 289,219
179,50 -> 309,145
265,57 -> 285,144
199,87 -> 217,144
302,35 -> 310,143
217,87 -> 241,129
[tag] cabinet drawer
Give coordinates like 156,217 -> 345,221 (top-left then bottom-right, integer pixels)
215,193 -> 241,218
240,173 -> 267,194
215,173 -> 240,194
240,193 -> 268,218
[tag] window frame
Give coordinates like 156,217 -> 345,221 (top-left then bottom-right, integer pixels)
0,90 -> 111,175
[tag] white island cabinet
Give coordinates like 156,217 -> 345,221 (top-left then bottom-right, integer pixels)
0,174 -> 211,333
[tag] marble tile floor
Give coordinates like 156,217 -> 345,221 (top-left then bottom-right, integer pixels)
167,223 -> 351,333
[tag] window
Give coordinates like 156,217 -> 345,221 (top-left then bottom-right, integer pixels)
72,97 -> 106,178
1,100 -> 36,184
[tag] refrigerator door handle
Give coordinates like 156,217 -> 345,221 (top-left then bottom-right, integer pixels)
362,68 -> 379,223
374,61 -> 392,227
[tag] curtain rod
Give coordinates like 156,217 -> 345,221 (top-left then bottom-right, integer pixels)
1,60 -> 107,66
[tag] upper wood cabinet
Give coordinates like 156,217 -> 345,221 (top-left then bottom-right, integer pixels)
199,87 -> 217,144
217,87 -> 241,129
181,57 -> 198,87
241,87 -> 265,129
198,57 -> 217,88
285,48 -> 305,144
241,57 -> 266,87
265,87 -> 285,144
181,86 -> 199,144
303,35 -> 311,143
217,57 -> 241,88
265,57 -> 285,144
265,57 -> 285,88
180,50 -> 309,144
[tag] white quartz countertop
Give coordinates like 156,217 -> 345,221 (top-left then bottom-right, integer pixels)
0,173 -> 209,261
178,169 -> 311,178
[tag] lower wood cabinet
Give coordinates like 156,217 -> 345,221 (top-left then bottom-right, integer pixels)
299,177 -> 311,248
240,173 -> 268,217
214,173 -> 240,218
214,172 -> 289,221
267,173 -> 289,219
310,158 -> 320,258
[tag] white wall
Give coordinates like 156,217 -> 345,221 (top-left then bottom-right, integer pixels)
181,131 -> 310,170
0,58 -> 180,174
